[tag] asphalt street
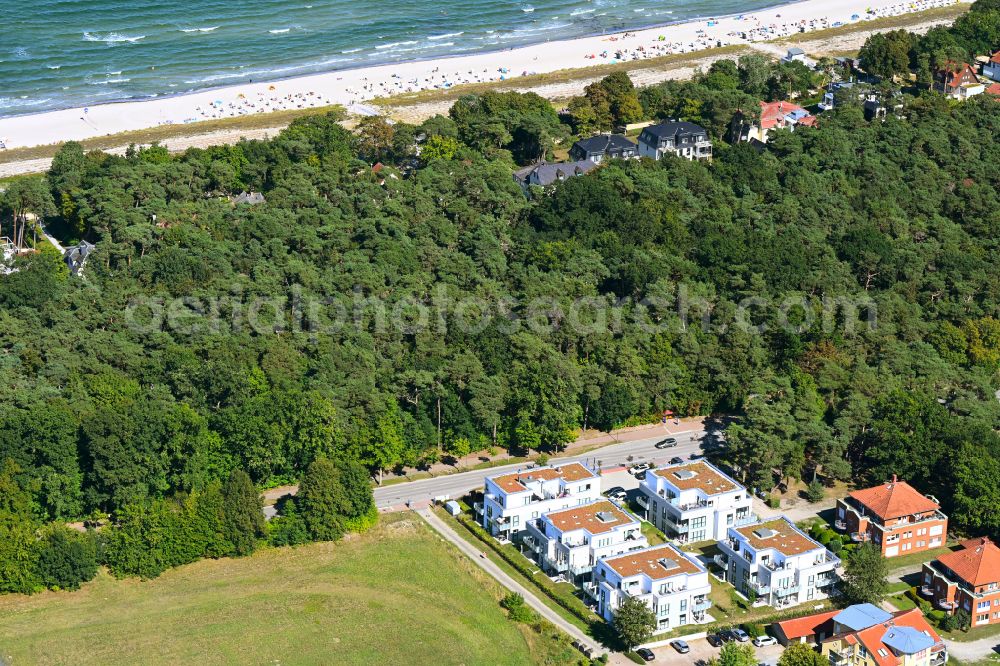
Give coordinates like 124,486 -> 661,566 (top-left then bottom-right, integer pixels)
373,426 -> 712,508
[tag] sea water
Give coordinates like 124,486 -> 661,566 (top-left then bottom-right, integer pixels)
1,0 -> 782,117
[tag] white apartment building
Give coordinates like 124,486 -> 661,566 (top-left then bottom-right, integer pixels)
523,500 -> 648,582
477,462 -> 601,540
716,517 -> 840,609
589,543 -> 713,634
638,460 -> 755,544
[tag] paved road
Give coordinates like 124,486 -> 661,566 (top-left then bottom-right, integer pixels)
374,427 -> 711,509
417,507 -> 605,658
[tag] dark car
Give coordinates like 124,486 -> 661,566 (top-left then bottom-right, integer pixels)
706,633 -> 723,647
669,456 -> 684,465
718,629 -> 739,643
636,647 -> 655,661
605,486 -> 626,496
654,437 -> 678,449
670,639 -> 690,653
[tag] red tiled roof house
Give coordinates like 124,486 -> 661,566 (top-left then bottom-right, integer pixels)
835,476 -> 947,558
933,61 -> 984,100
922,537 -> 1000,625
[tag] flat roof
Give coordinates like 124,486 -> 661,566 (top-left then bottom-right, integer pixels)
544,500 -> 637,535
602,543 -> 703,580
735,518 -> 822,557
650,460 -> 740,495
490,462 -> 596,494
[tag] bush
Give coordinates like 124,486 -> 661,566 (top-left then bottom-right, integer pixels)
828,538 -> 843,554
744,622 -> 765,638
501,592 -> 538,624
35,527 -> 98,591
805,480 -> 825,503
767,496 -> 781,509
536,453 -> 550,466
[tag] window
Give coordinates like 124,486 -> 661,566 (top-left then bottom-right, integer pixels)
977,614 -> 989,624
680,599 -> 687,611
978,601 -> 991,611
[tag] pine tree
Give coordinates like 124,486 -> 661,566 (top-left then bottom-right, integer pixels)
298,458 -> 347,542
221,470 -> 264,557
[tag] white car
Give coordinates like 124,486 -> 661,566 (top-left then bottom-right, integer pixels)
752,635 -> 777,647
628,463 -> 652,475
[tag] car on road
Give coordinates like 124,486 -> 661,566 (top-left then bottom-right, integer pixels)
654,437 -> 678,449
669,456 -> 684,465
636,647 -> 655,661
628,462 -> 652,475
733,628 -> 750,642
670,639 -> 690,654
752,635 -> 777,647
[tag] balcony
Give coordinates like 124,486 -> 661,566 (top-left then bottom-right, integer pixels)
733,513 -> 758,528
775,584 -> 801,597
544,557 -> 569,573
850,531 -> 870,542
937,599 -> 957,610
569,562 -> 594,577
693,598 -> 713,612
829,651 -> 852,666
834,519 -> 847,530
714,554 -> 729,570
473,502 -> 484,515
749,581 -> 770,595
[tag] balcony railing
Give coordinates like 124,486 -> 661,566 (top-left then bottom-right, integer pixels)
693,598 -> 713,612
733,513 -> 758,527
714,554 -> 729,570
473,502 -> 484,515
569,562 -> 594,577
775,585 -> 801,597
544,556 -> 569,573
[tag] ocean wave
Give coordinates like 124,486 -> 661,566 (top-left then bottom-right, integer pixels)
269,28 -> 291,34
571,8 -> 596,16
522,7 -> 534,13
341,48 -> 362,53
180,26 -> 219,33
90,77 -> 131,85
375,40 -> 417,50
428,32 -> 463,40
48,65 -> 62,70
83,32 -> 146,44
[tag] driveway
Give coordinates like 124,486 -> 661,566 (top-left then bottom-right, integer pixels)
944,636 -> 1000,663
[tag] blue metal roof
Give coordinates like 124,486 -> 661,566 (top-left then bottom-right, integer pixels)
833,604 -> 892,631
881,625 -> 936,654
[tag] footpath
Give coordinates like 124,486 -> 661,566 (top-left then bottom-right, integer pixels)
415,506 -> 610,659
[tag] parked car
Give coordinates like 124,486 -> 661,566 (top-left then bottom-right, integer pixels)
604,486 -> 626,497
607,490 -> 627,501
670,639 -> 690,653
636,647 -> 655,661
654,437 -> 678,449
689,452 -> 703,460
752,635 -> 777,647
628,462 -> 652,475
706,634 -> 723,647
718,629 -> 739,643
733,627 -> 750,642
669,456 -> 684,465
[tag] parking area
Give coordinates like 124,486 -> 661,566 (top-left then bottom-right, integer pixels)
643,637 -> 784,665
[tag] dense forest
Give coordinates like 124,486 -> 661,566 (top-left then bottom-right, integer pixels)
1,0 -> 999,593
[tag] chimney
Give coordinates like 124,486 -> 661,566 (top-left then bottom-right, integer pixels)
891,474 -> 897,484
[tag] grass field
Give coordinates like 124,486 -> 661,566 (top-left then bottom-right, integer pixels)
0,513 -> 551,666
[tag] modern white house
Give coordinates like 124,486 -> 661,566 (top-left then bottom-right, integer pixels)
589,543 -> 713,634
716,517 -> 840,609
638,460 -> 755,544
523,500 -> 647,582
477,462 -> 601,541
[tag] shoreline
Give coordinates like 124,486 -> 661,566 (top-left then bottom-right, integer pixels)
0,0 -> 804,121
0,0 -> 968,157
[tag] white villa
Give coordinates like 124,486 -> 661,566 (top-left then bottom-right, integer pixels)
590,543 -> 713,634
477,462 -> 601,540
523,500 -> 647,582
716,517 -> 840,609
638,460 -> 755,544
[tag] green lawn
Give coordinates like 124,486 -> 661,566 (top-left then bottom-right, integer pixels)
887,544 -> 957,574
641,521 -> 667,546
0,514 -> 549,666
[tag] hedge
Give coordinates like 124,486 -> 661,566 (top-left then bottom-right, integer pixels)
454,513 -> 599,628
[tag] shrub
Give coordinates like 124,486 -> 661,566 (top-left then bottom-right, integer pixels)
744,622 -> 765,638
828,537 -> 843,554
501,592 -> 537,624
536,453 -> 550,466
805,480 -> 825,503
35,527 -> 98,591
767,496 -> 781,509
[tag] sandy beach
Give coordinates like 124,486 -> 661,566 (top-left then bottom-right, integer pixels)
0,0 -> 963,151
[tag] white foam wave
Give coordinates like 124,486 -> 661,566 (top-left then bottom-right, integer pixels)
428,32 -> 463,40
376,40 -> 417,50
571,8 -> 596,15
342,48 -> 362,53
83,32 -> 146,44
269,28 -> 291,34
181,26 -> 219,33
522,6 -> 534,12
